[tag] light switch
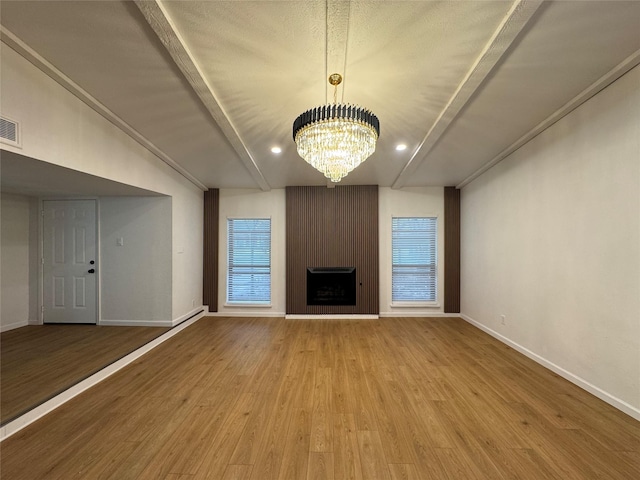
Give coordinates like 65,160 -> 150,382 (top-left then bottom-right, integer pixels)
117,237 -> 124,246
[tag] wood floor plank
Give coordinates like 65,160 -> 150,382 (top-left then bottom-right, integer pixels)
277,408 -> 311,480
2,316 -> 639,480
387,463 -> 420,480
221,465 -> 253,480
307,452 -> 335,480
357,430 -> 392,480
193,393 -> 257,479
333,413 -> 364,480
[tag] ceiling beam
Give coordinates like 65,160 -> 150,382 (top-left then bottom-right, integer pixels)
457,48 -> 640,189
0,27 -> 208,192
134,0 -> 270,191
392,0 -> 545,189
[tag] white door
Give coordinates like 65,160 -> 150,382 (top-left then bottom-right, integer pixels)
43,200 -> 97,324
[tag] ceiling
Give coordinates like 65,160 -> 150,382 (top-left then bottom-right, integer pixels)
1,0 -> 639,193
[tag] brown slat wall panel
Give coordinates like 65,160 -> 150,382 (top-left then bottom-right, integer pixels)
444,186 -> 461,313
203,189 -> 219,311
286,186 -> 379,314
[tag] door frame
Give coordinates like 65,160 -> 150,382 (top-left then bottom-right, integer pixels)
38,197 -> 101,325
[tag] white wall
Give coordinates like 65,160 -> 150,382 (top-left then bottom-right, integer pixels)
379,187 -> 445,316
216,187 -> 446,317
217,189 -> 286,316
0,193 -> 31,331
1,43 -> 204,323
100,196 -> 172,325
461,66 -> 640,419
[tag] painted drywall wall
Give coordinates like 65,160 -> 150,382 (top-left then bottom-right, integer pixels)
0,193 -> 30,331
217,189 -> 286,316
379,187 -> 445,316
171,184 -> 204,319
461,66 -> 640,418
216,187 -> 446,317
100,196 -> 172,324
0,43 -> 203,322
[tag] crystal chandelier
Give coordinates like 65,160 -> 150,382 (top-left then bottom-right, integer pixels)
293,73 -> 380,183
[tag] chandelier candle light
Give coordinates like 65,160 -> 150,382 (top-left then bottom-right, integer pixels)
293,73 -> 380,182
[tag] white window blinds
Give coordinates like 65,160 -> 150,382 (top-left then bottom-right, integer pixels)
392,217 -> 437,302
227,218 -> 271,304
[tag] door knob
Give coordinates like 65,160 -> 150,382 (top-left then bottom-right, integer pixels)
88,269 -> 95,274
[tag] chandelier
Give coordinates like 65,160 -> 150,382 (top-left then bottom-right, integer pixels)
293,73 -> 380,183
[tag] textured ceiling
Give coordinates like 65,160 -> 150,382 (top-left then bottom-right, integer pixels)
1,1 -> 639,193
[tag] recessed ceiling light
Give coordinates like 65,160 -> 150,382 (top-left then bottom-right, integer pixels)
271,146 -> 282,154
395,144 -> 407,151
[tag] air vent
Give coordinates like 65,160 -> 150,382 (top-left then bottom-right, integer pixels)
0,116 -> 21,147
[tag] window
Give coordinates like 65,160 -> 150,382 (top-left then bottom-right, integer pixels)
227,218 -> 271,304
392,217 -> 437,302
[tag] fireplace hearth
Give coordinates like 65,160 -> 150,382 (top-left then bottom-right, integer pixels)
307,267 -> 356,306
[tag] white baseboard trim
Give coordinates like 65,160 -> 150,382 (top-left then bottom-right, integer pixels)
460,314 -> 640,421
379,312 -> 451,318
208,311 -> 286,317
285,314 -> 379,320
0,310 -> 206,441
99,319 -> 173,327
98,307 -> 205,327
0,320 -> 29,333
172,307 -> 206,326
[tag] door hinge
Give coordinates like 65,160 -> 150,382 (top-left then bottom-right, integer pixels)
41,210 -> 45,217
41,257 -> 45,265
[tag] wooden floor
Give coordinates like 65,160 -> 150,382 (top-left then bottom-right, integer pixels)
1,317 -> 639,479
1,324 -> 169,423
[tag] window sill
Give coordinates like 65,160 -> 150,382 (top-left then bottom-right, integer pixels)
224,303 -> 272,308
390,302 -> 440,308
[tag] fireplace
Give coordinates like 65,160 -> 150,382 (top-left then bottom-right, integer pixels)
307,267 -> 356,306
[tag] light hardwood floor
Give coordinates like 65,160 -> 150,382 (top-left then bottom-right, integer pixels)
1,324 -> 169,423
1,317 -> 638,479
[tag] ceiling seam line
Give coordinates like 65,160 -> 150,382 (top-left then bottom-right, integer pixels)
341,0 -> 351,104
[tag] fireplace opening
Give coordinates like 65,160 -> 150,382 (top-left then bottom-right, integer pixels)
307,267 -> 356,306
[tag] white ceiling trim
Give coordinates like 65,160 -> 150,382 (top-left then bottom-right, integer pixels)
392,0 -> 544,189
457,48 -> 640,189
0,26 -> 208,192
134,0 -> 270,192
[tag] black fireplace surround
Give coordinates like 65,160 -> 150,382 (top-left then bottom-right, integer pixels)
306,267 -> 356,306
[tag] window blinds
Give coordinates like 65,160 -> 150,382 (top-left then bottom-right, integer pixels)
392,217 -> 437,302
227,218 -> 271,303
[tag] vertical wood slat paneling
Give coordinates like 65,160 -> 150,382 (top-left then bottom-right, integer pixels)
203,189 -> 219,311
286,186 -> 379,314
444,186 -> 461,313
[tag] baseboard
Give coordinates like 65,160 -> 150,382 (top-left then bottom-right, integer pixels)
0,310 -> 206,441
379,312 -> 451,318
99,307 -> 205,328
0,320 -> 29,333
285,314 -> 379,320
172,307 -> 206,326
208,311 -> 286,317
460,314 -> 640,421
99,319 -> 174,327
